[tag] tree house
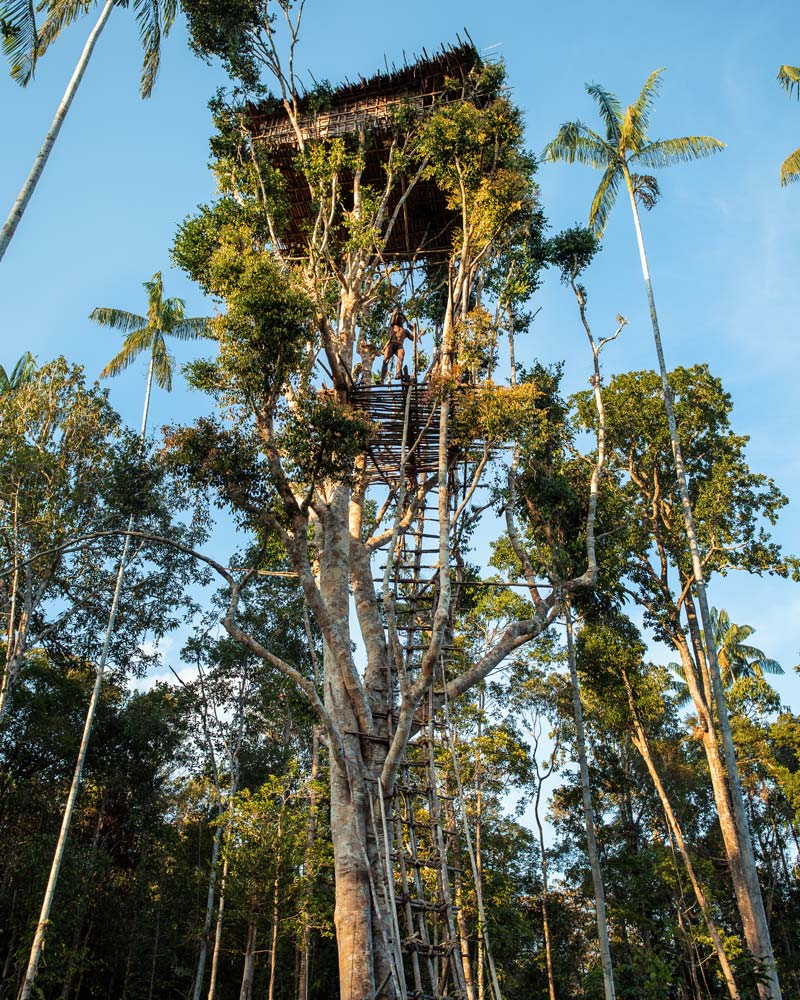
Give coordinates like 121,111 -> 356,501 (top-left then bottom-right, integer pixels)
248,40 -> 481,259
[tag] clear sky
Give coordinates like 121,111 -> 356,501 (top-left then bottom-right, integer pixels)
2,0 -> 799,702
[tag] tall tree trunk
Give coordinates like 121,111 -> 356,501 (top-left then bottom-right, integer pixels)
475,686 -> 484,1000
298,607 -> 321,1000
193,821 -> 223,1000
565,605 -> 616,1000
532,756 -> 557,1000
17,361 -> 154,1000
329,753 -> 376,1000
620,667 -> 739,999
268,813 -> 283,1000
147,897 -> 161,1000
0,0 -> 114,264
622,165 -> 780,1000
322,486 -> 382,1000
239,921 -> 257,1000
207,817 -> 232,1000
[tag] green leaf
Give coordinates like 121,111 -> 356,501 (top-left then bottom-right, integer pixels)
151,334 -> 173,391
585,82 -> 624,143
543,122 -> 614,168
0,0 -> 38,84
98,327 -> 153,379
629,68 -> 665,138
635,135 -> 725,169
588,163 -> 622,236
170,316 -> 214,340
133,0 -> 176,98
36,0 -> 93,60
89,307 -> 149,333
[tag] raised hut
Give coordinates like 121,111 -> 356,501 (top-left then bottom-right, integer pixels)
247,40 -> 481,259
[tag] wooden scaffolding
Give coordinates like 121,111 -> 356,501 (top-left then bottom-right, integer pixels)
353,375 -> 502,1000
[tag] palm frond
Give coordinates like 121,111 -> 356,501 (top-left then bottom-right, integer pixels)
543,122 -> 614,168
151,334 -> 173,391
635,135 -> 725,169
630,172 -> 661,210
134,0 -> 176,98
751,657 -> 784,677
36,0 -> 95,60
90,306 -> 148,333
145,270 -> 164,322
11,350 -> 35,383
781,146 -> 800,185
585,82 -> 623,143
98,327 -> 154,379
158,296 -> 188,333
630,68 -> 665,136
588,162 -> 622,236
0,0 -> 38,84
0,353 -> 32,394
170,316 -> 214,340
777,65 -> 800,99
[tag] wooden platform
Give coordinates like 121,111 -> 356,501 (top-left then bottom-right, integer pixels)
350,381 -> 455,484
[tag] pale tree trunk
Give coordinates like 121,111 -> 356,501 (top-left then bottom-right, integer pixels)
322,487 -> 381,1000
17,359 -> 154,1000
0,0 -> 114,264
298,603 -> 321,1000
475,686 -> 484,1000
564,605 -> 616,1000
267,813 -> 283,1000
448,791 -> 475,1000
206,838 -> 231,1000
454,868 -> 476,1000
193,821 -> 223,1000
239,920 -> 257,1000
530,733 -> 557,1000
619,667 -> 739,999
622,165 -> 780,1000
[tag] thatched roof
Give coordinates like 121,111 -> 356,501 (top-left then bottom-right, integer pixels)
247,40 -> 482,258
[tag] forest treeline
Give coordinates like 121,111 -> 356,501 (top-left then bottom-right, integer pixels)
2,355 -> 798,999
1,2 -> 800,1000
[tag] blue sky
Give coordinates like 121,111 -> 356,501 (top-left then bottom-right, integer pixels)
2,0 -> 799,702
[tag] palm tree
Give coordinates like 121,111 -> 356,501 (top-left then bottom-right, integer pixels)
713,608 -> 785,687
0,0 -> 177,264
671,608 -> 785,705
0,351 -> 35,395
17,272 -> 210,1000
544,74 -> 782,1000
92,270 -> 212,422
777,65 -> 800,185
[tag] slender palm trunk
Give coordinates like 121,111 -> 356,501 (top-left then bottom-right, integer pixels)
17,359 -> 154,1000
622,166 -> 781,1000
0,0 -> 114,264
565,606 -> 615,1000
